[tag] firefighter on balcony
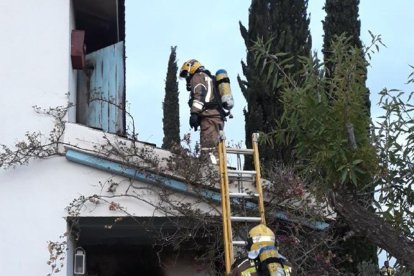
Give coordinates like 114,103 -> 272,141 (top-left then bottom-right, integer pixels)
232,224 -> 292,276
179,59 -> 225,150
380,261 -> 395,276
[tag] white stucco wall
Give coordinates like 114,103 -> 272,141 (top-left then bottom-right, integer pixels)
0,0 -> 71,146
0,1 -> 73,274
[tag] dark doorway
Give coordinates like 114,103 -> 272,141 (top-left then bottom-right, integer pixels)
69,217 -> 217,275
86,244 -> 164,276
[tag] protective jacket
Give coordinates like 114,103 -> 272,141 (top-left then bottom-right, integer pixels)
231,257 -> 291,276
231,258 -> 258,276
380,266 -> 395,276
188,71 -> 221,118
188,70 -> 224,148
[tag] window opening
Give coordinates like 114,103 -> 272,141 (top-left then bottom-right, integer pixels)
72,0 -> 126,135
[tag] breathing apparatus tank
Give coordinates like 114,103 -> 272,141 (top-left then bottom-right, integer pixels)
215,69 -> 234,111
259,248 -> 290,276
247,224 -> 292,276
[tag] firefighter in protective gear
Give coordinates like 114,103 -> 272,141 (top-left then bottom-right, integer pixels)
380,261 -> 395,276
179,59 -> 224,149
232,224 -> 292,276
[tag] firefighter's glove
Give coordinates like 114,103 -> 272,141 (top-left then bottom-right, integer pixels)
189,113 -> 200,131
186,78 -> 192,91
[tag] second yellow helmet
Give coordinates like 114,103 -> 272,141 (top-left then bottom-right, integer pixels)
247,224 -> 276,251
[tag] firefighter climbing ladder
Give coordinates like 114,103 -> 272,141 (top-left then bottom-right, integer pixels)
218,132 -> 266,275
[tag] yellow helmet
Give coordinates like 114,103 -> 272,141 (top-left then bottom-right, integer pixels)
247,224 -> 276,259
179,59 -> 203,79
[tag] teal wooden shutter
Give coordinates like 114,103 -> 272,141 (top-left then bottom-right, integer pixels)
77,41 -> 125,135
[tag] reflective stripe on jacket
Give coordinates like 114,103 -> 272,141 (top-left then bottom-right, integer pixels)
189,71 -> 221,118
231,258 -> 258,276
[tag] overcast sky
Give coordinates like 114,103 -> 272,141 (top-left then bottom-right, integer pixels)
125,1 -> 414,148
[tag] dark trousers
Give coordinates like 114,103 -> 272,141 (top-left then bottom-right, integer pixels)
199,115 -> 224,149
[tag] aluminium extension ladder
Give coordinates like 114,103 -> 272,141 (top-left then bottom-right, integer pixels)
218,132 -> 266,275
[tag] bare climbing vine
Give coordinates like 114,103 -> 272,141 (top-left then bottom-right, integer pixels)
0,105 -> 67,169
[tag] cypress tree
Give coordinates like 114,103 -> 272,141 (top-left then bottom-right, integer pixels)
323,0 -> 370,113
162,46 -> 180,150
239,0 -> 311,169
323,0 -> 362,56
323,1 -> 377,272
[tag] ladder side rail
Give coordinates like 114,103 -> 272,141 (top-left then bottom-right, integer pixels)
222,142 -> 235,271
252,133 -> 266,225
218,139 -> 234,274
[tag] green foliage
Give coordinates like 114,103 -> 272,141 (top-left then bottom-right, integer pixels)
254,35 -> 381,271
323,0 -> 372,116
373,88 -> 414,238
162,46 -> 180,150
253,33 -> 414,265
357,261 -> 378,275
322,2 -> 380,269
396,268 -> 414,276
253,35 -> 377,194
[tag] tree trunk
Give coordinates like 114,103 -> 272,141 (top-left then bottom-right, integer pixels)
330,191 -> 414,269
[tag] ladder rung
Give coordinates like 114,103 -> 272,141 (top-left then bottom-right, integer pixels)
233,240 -> 247,246
230,216 -> 262,222
228,174 -> 254,181
227,169 -> 256,176
200,147 -> 215,151
226,148 -> 254,155
229,192 -> 259,198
